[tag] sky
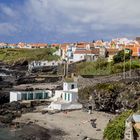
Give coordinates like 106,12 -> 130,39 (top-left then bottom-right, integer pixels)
0,0 -> 140,44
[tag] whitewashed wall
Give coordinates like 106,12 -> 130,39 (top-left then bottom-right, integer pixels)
10,92 -> 21,102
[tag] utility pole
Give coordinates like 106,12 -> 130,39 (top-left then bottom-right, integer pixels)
63,61 -> 66,77
66,60 -> 68,78
123,45 -> 126,79
129,55 -> 132,78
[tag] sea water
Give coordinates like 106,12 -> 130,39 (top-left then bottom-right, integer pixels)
0,128 -> 21,140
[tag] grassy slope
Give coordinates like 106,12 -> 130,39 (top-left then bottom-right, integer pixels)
76,59 -> 140,75
0,48 -> 60,64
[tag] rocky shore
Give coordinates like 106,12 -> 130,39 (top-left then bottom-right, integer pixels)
0,61 -> 139,139
13,110 -> 114,140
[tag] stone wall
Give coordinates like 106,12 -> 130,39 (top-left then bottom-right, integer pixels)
78,69 -> 140,88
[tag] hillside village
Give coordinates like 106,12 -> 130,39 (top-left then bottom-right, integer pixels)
0,37 -> 140,64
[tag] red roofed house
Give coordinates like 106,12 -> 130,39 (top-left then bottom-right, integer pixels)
106,48 -> 119,62
18,42 -> 32,49
29,43 -> 48,49
125,44 -> 140,57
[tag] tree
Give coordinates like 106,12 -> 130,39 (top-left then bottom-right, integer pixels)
113,49 -> 132,63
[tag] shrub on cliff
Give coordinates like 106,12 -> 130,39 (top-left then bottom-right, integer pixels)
104,110 -> 133,140
78,86 -> 93,101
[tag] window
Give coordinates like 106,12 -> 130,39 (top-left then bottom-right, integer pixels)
71,84 -> 74,89
21,93 -> 27,100
35,93 -> 43,99
28,93 -> 33,100
44,92 -> 48,99
68,94 -> 70,101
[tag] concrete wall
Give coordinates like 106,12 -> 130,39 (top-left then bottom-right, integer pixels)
48,102 -> 82,110
124,116 -> 134,140
63,82 -> 77,91
71,92 -> 78,103
62,92 -> 78,103
52,90 -> 63,101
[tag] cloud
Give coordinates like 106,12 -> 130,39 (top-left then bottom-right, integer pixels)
57,24 -> 85,34
0,23 -> 18,35
0,4 -> 18,18
0,0 -> 140,42
51,0 -> 140,25
22,0 -> 140,34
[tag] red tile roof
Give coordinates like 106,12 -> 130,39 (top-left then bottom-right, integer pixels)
8,44 -> 17,47
74,49 -> 99,55
76,42 -> 90,48
51,44 -> 60,47
125,44 -> 140,56
107,48 -> 119,55
60,44 -> 69,52
29,43 -> 48,47
94,40 -> 104,47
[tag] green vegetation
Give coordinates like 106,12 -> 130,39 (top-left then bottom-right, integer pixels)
78,82 -> 122,101
0,48 -> 60,64
113,49 -> 132,63
95,83 -> 121,92
76,58 -> 140,76
76,58 -> 110,75
104,110 -> 133,140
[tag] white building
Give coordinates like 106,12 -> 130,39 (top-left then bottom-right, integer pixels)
53,48 -> 62,57
10,82 -> 82,111
10,90 -> 52,102
46,82 -> 82,111
28,60 -> 61,71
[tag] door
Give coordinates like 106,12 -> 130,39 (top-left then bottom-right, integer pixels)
68,94 -> 70,101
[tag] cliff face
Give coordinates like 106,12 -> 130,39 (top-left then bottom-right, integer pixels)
79,77 -> 140,113
94,81 -> 140,112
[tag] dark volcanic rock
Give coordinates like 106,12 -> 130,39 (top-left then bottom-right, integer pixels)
0,92 -> 9,105
2,101 -> 22,110
79,79 -> 140,113
0,112 -> 15,123
16,76 -> 62,84
0,101 -> 33,124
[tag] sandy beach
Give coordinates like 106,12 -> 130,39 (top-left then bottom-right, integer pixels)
14,110 -> 115,140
